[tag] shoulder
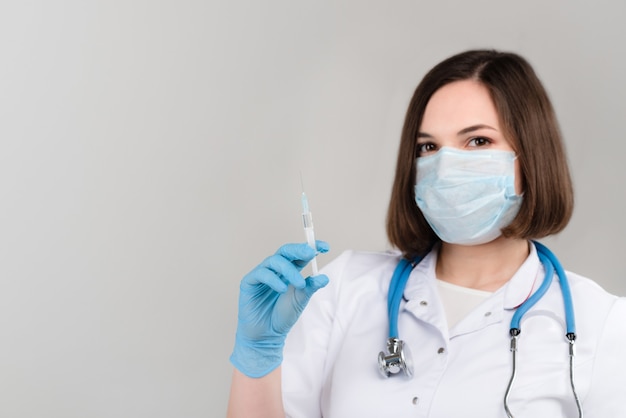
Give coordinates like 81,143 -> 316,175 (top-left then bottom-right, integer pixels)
321,249 -> 402,279
563,270 -> 626,343
565,270 -> 620,308
315,250 -> 404,302
572,278 -> 626,410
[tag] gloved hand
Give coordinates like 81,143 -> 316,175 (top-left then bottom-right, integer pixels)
230,241 -> 330,378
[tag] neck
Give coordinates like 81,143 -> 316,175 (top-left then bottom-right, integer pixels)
436,237 -> 530,292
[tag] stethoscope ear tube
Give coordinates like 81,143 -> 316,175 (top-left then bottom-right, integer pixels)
504,241 -> 581,417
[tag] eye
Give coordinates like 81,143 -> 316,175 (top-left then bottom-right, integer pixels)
417,142 -> 438,156
468,136 -> 491,148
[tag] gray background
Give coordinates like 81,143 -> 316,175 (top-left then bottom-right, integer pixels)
1,1 -> 624,417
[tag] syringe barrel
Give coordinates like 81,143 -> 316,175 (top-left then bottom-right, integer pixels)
304,226 -> 316,248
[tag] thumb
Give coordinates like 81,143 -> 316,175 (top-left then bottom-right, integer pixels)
288,274 -> 329,321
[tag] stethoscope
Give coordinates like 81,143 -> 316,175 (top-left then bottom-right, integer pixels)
377,241 -> 583,418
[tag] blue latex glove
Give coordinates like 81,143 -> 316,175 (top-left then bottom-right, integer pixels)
230,241 -> 330,378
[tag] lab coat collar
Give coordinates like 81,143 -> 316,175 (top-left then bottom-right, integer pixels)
401,249 -> 447,333
501,242 -> 543,310
401,242 -> 542,331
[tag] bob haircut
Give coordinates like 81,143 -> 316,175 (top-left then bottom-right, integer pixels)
387,50 -> 574,258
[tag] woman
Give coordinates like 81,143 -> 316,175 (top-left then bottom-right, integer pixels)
227,50 -> 626,417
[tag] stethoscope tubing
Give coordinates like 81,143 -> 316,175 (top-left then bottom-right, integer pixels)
384,241 -> 582,417
534,241 -> 577,337
388,241 -> 576,338
387,257 -> 423,338
509,249 -> 554,331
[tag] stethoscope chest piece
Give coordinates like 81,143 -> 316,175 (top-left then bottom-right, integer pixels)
378,338 -> 413,378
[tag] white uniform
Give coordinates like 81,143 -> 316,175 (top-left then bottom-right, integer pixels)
282,243 -> 626,417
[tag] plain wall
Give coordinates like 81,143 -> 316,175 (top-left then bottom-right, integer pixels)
1,1 -> 625,416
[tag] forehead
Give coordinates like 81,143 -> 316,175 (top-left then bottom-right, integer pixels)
420,80 -> 501,133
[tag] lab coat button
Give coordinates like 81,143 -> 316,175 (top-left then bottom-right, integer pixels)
437,347 -> 445,354
420,300 -> 428,306
412,397 -> 419,405
484,311 -> 492,317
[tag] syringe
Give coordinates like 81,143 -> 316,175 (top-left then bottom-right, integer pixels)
301,188 -> 319,276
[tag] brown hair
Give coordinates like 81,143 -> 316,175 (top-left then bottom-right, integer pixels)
386,50 -> 574,258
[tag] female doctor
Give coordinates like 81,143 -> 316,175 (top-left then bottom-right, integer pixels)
227,50 -> 626,417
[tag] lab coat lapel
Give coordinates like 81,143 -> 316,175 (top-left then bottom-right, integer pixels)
502,242 -> 543,310
450,243 -> 543,338
402,251 -> 449,338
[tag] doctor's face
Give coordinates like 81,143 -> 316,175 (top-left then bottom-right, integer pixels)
417,79 -> 523,194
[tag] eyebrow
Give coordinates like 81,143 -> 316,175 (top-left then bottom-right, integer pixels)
417,124 -> 498,139
458,124 -> 498,135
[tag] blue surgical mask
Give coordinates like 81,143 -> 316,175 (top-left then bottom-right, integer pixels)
414,147 -> 522,245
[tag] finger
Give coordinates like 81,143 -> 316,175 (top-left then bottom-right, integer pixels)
260,254 -> 306,289
275,243 -> 317,264
291,274 -> 329,311
302,274 -> 330,298
315,240 -> 330,254
241,266 -> 288,293
275,241 -> 330,272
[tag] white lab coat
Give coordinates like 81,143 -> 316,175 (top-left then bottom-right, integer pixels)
282,243 -> 626,417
